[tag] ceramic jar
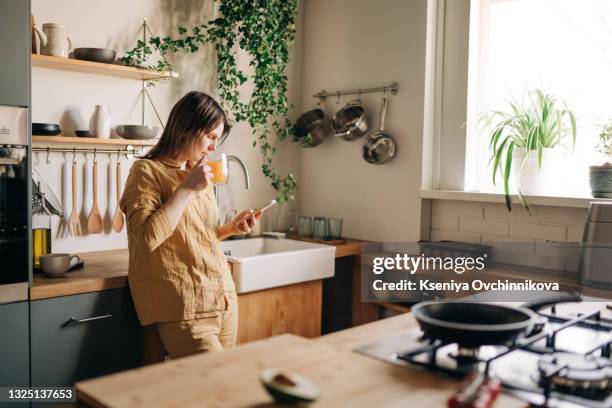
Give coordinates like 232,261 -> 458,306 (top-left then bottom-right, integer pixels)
35,23 -> 72,58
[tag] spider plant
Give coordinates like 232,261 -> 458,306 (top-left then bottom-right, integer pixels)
481,89 -> 576,212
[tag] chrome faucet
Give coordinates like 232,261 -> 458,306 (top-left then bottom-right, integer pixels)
227,155 -> 251,189
214,155 -> 250,210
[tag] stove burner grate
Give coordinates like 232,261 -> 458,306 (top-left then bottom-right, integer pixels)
538,352 -> 612,395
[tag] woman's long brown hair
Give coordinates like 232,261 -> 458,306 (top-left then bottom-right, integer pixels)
143,91 -> 230,160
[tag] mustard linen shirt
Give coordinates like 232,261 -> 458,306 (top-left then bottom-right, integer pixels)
119,158 -> 236,326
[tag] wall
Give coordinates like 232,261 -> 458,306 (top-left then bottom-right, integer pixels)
430,200 -> 587,272
31,0 -> 302,253
298,0 -> 428,242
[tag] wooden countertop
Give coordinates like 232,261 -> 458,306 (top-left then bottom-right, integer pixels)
30,250 -> 129,300
30,238 -> 366,300
76,314 -> 523,408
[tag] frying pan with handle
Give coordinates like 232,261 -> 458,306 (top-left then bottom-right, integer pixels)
411,292 -> 582,348
362,97 -> 396,164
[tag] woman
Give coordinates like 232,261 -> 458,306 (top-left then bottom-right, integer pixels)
120,91 -> 260,359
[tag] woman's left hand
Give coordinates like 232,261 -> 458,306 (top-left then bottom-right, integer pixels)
231,209 -> 262,235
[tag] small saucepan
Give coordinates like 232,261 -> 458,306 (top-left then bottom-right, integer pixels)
332,99 -> 369,141
293,108 -> 330,148
362,98 -> 396,164
411,292 -> 582,348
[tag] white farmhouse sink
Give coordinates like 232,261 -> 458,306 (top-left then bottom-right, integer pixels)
220,238 -> 336,294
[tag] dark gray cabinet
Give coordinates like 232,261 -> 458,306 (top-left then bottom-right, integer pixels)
30,288 -> 143,386
0,301 -> 30,387
0,0 -> 30,107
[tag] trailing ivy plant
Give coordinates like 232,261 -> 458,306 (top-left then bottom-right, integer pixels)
121,0 -> 300,203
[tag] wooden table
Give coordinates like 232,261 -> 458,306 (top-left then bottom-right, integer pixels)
76,314 -> 524,408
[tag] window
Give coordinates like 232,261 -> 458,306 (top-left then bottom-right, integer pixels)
464,0 -> 612,196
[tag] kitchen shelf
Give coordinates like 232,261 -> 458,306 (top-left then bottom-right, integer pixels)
32,136 -> 157,146
32,54 -> 178,81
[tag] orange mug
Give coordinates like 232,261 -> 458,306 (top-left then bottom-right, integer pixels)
207,152 -> 229,186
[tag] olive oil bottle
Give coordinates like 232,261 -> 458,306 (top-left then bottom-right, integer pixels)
32,188 -> 52,272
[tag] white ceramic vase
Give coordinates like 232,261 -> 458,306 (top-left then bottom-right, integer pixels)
510,147 -> 565,196
91,105 -> 111,139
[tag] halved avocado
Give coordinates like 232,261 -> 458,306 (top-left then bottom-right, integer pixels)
260,368 -> 319,404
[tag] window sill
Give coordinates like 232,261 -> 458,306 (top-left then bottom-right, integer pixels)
420,190 -> 612,209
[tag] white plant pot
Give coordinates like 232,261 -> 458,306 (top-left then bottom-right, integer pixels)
510,147 -> 565,196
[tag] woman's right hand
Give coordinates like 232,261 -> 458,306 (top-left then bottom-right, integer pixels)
180,155 -> 212,192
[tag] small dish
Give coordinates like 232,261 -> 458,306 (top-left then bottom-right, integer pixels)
75,130 -> 94,137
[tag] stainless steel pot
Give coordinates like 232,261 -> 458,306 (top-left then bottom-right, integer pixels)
332,99 -> 369,141
293,108 -> 330,148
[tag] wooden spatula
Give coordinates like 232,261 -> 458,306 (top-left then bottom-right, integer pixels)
112,160 -> 125,232
87,160 -> 103,234
68,161 -> 82,236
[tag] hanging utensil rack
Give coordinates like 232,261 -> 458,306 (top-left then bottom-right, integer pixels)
313,82 -> 399,100
32,146 -> 141,159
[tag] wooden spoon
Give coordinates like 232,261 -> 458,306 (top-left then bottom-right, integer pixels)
86,160 -> 103,234
112,160 -> 125,232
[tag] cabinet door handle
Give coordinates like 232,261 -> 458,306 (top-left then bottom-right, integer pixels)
65,313 -> 112,326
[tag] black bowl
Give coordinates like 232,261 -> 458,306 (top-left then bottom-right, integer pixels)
73,48 -> 116,64
75,130 -> 94,137
32,123 -> 61,136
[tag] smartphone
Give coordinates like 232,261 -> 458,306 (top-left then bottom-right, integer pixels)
255,199 -> 277,214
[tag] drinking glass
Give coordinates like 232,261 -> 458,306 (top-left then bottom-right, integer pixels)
313,216 -> 329,240
328,218 -> 343,239
297,216 -> 313,238
207,152 -> 229,186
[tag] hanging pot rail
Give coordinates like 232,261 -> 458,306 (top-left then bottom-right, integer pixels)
313,82 -> 399,100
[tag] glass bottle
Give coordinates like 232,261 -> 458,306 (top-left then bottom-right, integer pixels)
32,187 -> 52,272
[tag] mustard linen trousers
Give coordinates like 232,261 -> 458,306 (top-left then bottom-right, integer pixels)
154,297 -> 238,359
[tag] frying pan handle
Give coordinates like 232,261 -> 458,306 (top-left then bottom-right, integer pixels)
379,98 -> 387,132
522,291 -> 582,312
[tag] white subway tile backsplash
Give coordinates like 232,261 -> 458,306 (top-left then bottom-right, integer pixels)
481,234 -> 535,255
567,224 -> 585,242
460,217 -> 508,235
484,203 -> 536,221
430,229 -> 481,243
432,200 -> 484,217
485,203 -> 588,225
510,222 -> 566,241
432,200 -> 588,272
431,214 -> 459,231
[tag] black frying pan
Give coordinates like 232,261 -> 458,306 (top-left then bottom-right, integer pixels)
411,292 -> 582,348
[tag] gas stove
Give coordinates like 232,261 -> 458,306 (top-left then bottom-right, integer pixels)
355,301 -> 612,407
